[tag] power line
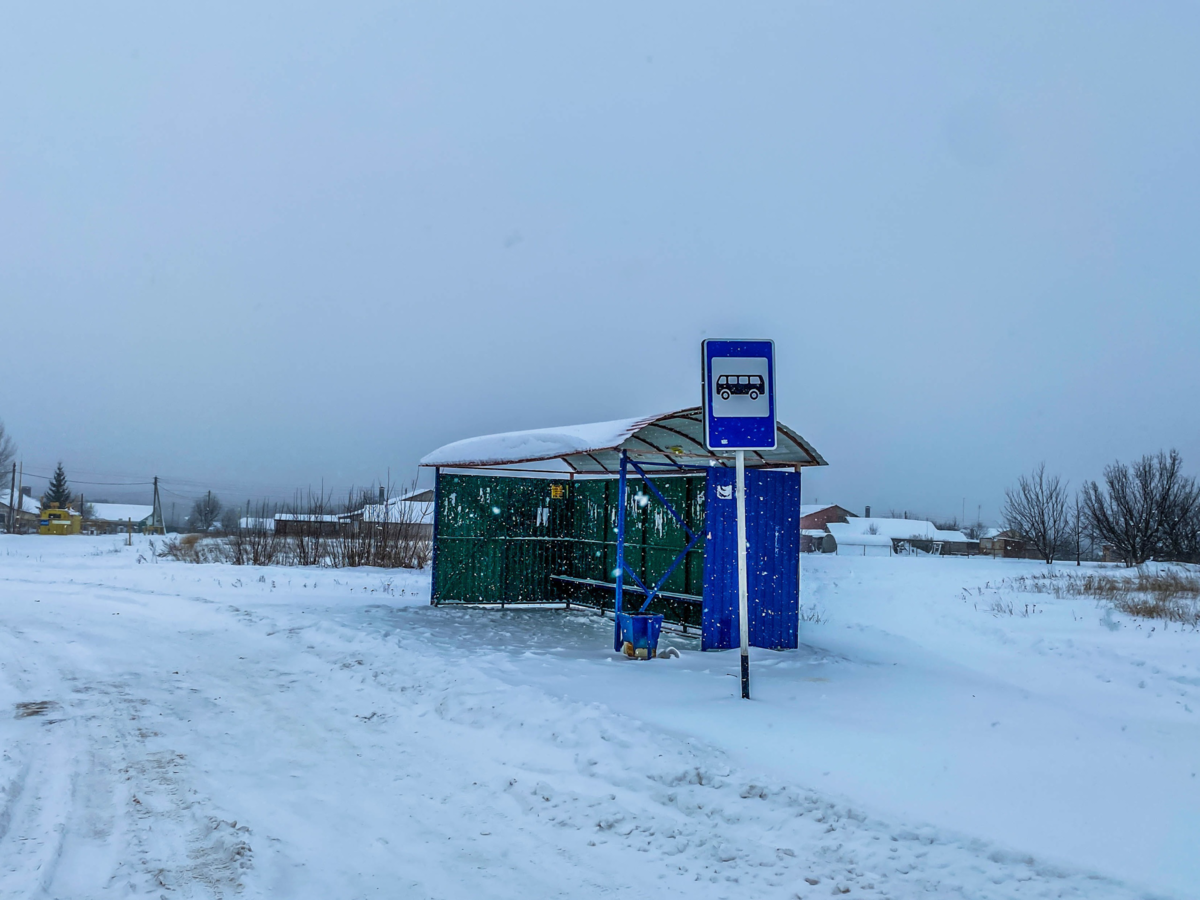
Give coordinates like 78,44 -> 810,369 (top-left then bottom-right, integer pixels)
16,470 -> 153,486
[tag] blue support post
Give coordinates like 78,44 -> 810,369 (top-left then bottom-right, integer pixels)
614,450 -> 628,651
639,529 -> 703,612
430,468 -> 441,606
627,458 -> 697,542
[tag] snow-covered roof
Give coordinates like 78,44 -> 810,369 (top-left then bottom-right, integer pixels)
801,529 -> 829,538
0,490 -> 40,515
420,407 -> 826,474
800,503 -> 853,518
239,517 -> 275,531
90,503 -> 154,524
936,531 -> 973,542
345,497 -> 434,525
826,518 -> 974,543
275,513 -> 341,522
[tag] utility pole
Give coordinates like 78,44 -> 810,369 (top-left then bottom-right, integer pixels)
16,463 -> 23,530
151,476 -> 165,534
7,462 -> 15,534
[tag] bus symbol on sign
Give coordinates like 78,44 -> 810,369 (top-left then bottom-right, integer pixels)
716,374 -> 764,401
701,339 -> 777,450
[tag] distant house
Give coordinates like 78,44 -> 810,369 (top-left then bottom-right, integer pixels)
239,517 -> 275,533
338,490 -> 434,540
0,489 -> 41,532
87,503 -> 156,535
825,518 -> 978,556
979,529 -> 1030,559
799,504 -> 856,529
274,513 -> 343,537
799,504 -> 856,552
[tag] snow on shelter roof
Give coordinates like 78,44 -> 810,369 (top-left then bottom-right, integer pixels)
419,407 -> 826,474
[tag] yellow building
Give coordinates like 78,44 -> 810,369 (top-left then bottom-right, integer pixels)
39,507 -> 82,535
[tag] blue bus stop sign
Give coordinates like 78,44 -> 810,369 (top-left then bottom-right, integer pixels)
702,339 -> 777,451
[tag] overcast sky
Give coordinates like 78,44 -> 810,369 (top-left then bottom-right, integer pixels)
2,3 -> 1198,521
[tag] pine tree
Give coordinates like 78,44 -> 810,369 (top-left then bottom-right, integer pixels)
44,462 -> 72,509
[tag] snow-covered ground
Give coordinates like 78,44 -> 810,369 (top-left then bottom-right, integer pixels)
1,536 -> 1197,899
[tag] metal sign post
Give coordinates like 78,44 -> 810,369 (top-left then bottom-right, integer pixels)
701,339 -> 777,700
734,448 -> 750,698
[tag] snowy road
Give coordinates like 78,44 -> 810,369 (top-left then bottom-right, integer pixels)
0,536 -> 1195,898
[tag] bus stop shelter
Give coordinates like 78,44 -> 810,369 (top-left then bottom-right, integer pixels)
421,406 -> 826,650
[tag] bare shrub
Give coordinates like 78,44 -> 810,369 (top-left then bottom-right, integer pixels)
160,533 -> 231,564
227,500 -> 282,566
1003,464 -> 1071,563
161,483 -> 431,571
327,481 -> 432,569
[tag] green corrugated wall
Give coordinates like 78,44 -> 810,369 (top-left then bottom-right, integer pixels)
432,471 -> 705,627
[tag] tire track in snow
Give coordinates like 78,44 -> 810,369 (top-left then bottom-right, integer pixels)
0,612 -> 252,899
233,603 -> 1158,900
56,682 -> 253,898
0,720 -> 74,897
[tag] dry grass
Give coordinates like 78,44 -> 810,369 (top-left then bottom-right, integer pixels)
984,598 -> 1042,618
14,700 -> 60,718
161,534 -> 232,564
798,604 -> 825,625
1005,567 -> 1200,626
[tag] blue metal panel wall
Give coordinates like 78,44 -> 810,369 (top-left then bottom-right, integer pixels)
701,467 -> 801,650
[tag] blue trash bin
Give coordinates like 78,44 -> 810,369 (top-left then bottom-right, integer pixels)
615,613 -> 664,660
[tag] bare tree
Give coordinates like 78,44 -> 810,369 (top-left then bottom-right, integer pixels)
1070,495 -> 1087,566
1158,457 -> 1200,563
73,494 -> 95,519
1003,463 -> 1071,563
1168,503 -> 1200,564
963,519 -> 989,540
190,491 -> 223,532
0,420 -> 15,475
219,506 -> 241,534
1081,450 -> 1199,566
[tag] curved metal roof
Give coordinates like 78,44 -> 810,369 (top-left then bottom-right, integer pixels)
420,406 -> 826,474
